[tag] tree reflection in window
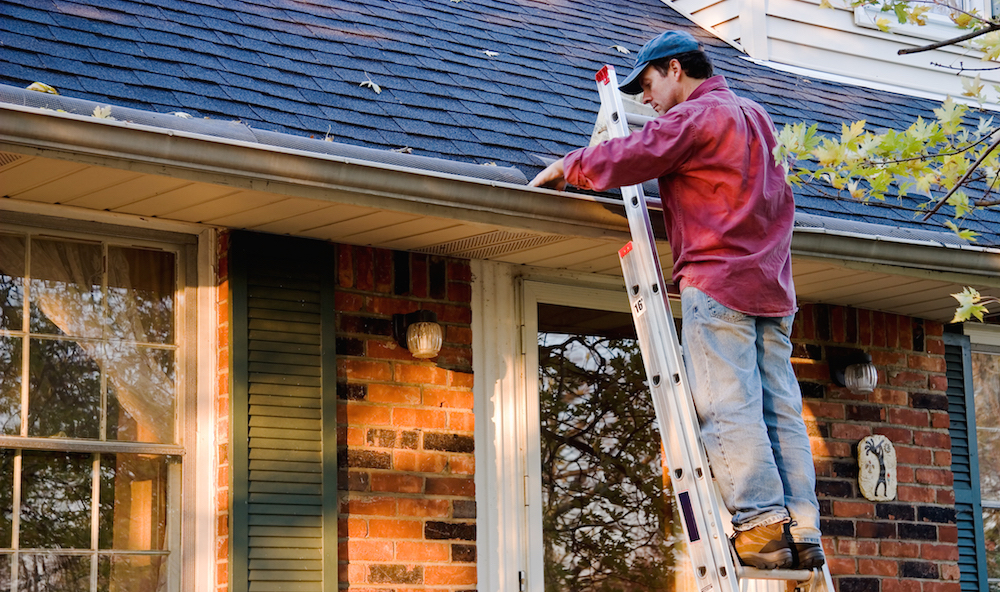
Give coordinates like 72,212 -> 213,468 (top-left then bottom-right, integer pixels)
972,352 -> 1000,591
539,311 -> 692,592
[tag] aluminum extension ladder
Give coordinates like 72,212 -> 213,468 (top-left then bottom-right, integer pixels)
595,64 -> 836,592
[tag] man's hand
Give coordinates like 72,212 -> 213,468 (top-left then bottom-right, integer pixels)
529,158 -> 567,190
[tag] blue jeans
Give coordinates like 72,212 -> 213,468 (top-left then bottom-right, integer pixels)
680,287 -> 821,544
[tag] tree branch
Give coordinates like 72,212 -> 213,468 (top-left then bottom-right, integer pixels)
923,131 -> 1000,219
899,22 -> 1000,55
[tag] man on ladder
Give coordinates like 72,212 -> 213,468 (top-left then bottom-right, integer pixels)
530,29 -> 825,572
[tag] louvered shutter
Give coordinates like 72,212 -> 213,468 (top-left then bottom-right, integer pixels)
944,333 -> 988,592
231,232 -> 338,592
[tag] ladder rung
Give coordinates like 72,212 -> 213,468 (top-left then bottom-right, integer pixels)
625,112 -> 655,127
737,566 -> 816,581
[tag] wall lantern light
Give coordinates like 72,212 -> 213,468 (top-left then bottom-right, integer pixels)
828,347 -> 879,395
393,309 -> 443,359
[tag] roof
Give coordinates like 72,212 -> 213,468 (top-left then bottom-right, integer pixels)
0,0 -> 998,245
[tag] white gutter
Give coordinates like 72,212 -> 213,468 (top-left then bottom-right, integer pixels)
3,100 -> 1000,284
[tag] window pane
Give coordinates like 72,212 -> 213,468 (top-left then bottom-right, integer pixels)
981,428 -> 1000,500
28,239 -> 102,338
106,346 -> 175,444
986,507 -> 999,584
0,450 -> 12,548
20,451 -> 92,549
0,337 -> 21,436
98,554 -> 167,592
538,305 -> 691,592
28,339 -> 101,440
973,352 -> 1000,430
0,554 -> 9,590
0,233 -> 25,331
107,247 -> 174,345
99,454 -> 169,551
18,554 -> 90,591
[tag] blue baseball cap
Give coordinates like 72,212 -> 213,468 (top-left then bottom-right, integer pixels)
618,30 -> 700,95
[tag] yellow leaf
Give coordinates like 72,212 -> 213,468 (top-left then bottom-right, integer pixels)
875,17 -> 891,31
962,74 -> 984,102
92,106 -> 115,120
951,287 -> 989,322
26,82 -> 58,94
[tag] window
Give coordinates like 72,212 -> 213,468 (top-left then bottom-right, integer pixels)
970,347 -> 1000,591
854,0 -> 993,42
0,230 -> 185,591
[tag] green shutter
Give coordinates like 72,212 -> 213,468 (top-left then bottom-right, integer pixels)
944,332 -> 988,592
231,232 -> 338,592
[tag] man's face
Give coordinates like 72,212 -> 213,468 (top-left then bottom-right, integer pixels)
639,62 -> 682,116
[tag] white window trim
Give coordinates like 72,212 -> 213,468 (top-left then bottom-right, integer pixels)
0,201 -> 217,592
473,261 -> 633,592
854,2 -> 990,46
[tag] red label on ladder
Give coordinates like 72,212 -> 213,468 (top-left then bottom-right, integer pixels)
618,241 -> 633,258
596,65 -> 613,85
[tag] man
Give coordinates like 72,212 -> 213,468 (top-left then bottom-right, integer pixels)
530,30 -> 824,571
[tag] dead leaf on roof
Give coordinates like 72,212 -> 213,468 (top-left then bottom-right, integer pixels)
360,72 -> 382,94
391,146 -> 413,153
481,50 -> 499,57
92,106 -> 115,120
611,45 -> 631,54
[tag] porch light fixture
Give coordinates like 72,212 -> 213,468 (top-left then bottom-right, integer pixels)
393,309 -> 443,359
829,347 -> 879,395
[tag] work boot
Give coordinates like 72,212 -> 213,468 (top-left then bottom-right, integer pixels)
784,523 -> 826,569
732,522 -> 792,569
790,542 -> 826,569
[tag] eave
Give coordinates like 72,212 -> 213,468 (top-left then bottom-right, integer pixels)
2,102 -> 999,323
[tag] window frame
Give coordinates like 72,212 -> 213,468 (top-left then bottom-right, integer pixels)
0,211 -> 210,592
854,0 -> 991,43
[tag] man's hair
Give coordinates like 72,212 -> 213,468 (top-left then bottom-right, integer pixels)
650,50 -> 714,80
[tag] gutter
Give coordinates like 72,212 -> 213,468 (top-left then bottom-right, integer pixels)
4,98 -> 1000,285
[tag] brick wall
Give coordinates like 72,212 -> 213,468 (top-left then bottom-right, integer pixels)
216,230 -> 231,592
336,245 -> 476,592
792,304 -> 958,592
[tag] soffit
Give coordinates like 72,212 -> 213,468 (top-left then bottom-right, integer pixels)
2,152 -> 999,323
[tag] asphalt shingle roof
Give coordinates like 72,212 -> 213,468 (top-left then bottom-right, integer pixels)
1,0 -> 998,245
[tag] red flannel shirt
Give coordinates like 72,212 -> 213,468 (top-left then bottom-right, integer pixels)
564,76 -> 796,316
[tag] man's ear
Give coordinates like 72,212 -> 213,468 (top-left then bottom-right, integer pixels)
670,59 -> 683,80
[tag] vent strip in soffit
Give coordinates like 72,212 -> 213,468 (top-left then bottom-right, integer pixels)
417,230 -> 565,259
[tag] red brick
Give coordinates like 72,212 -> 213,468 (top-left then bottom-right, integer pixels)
446,325 -> 473,346
920,543 -> 959,561
341,359 -> 393,382
858,558 -> 898,576
913,431 -> 950,449
872,388 -> 908,406
394,450 -> 448,473
397,498 -> 451,518
831,423 -> 872,440
896,466 -> 914,483
873,311 -> 888,347
880,541 -> 919,558
342,496 -> 397,516
937,488 -> 955,505
857,309 -> 872,345
929,375 -> 949,392
833,500 -> 875,518
337,292 -> 365,312
883,579 -> 921,592
395,364 -> 451,386
888,370 -> 927,389
898,318 -> 913,353
424,566 -> 477,586
939,565 -> 962,582
450,372 -> 474,389
375,249 -> 393,293
449,454 -> 475,475
889,408 -> 929,428
871,350 -> 907,367
802,401 -> 845,420
938,525 -> 958,543
426,477 -> 475,497
838,540 -> 878,556
424,388 -> 474,409
369,518 -> 424,539
340,517 -> 369,538
931,411 -> 950,429
449,411 -> 475,432
897,485 -> 936,503
393,408 -> 448,429
915,468 -> 953,486
412,255 -> 428,298
447,261 -> 472,282
826,556 -> 856,575
435,346 -> 472,371
340,540 -> 394,561
908,354 -> 946,373
340,402 -> 393,427
831,306 -> 847,343
368,340 -> 417,361
338,245 -> 355,288
815,440 -> 852,458
342,563 -> 367,584
874,426 -> 912,444
355,247 -> 374,291
371,473 -> 424,494
792,360 -> 830,381
368,384 -> 421,405
369,296 -> 416,316
435,304 -> 472,325
895,445 -> 932,466
448,281 -> 472,303
396,541 -> 450,562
